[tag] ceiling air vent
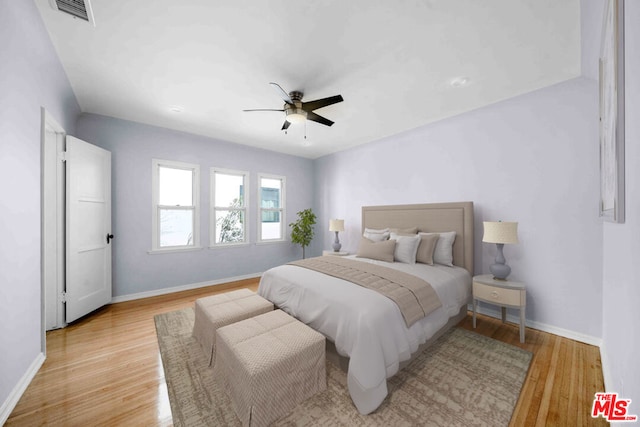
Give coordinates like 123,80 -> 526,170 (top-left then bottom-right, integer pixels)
49,0 -> 95,26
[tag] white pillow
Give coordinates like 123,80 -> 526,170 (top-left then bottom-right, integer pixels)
363,227 -> 390,242
418,231 -> 456,266
389,232 -> 421,264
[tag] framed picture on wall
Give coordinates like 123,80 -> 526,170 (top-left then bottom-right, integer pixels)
599,0 -> 625,223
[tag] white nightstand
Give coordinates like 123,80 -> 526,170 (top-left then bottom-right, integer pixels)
322,250 -> 349,256
472,274 -> 526,343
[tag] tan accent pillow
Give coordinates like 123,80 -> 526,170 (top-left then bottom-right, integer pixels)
389,227 -> 418,234
419,231 -> 456,266
356,237 -> 396,262
415,233 -> 439,265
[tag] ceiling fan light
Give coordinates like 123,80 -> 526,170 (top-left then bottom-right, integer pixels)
287,113 -> 305,123
286,108 -> 307,123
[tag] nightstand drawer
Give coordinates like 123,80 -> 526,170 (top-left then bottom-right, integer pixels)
473,281 -> 523,306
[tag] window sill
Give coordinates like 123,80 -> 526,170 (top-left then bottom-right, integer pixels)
148,246 -> 204,255
255,239 -> 288,245
209,242 -> 250,249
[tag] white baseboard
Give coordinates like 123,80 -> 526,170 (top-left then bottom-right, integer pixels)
600,343 -> 613,392
469,304 -> 603,347
0,352 -> 45,425
110,272 -> 263,304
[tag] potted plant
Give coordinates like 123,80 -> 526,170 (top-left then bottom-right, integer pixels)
289,208 -> 317,259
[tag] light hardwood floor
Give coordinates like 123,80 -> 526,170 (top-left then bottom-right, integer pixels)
8,278 -> 607,426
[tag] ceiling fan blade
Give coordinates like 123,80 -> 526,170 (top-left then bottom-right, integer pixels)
281,120 -> 291,130
301,95 -> 344,112
243,109 -> 285,112
269,82 -> 294,105
306,111 -> 334,127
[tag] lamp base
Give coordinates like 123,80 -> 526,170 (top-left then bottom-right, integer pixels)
332,231 -> 342,252
489,243 -> 511,280
490,263 -> 511,280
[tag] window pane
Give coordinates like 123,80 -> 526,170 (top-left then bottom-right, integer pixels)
215,173 -> 244,207
261,178 -> 281,189
159,166 -> 193,206
215,210 -> 245,243
261,211 -> 281,240
261,210 -> 280,223
260,178 -> 281,209
159,209 -> 193,247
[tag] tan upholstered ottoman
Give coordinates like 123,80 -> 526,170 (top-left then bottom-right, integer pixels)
192,289 -> 273,366
216,309 -> 326,427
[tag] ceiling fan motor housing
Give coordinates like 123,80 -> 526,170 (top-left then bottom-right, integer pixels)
288,91 -> 303,102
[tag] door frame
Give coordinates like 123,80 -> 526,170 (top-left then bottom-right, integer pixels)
41,108 -> 67,353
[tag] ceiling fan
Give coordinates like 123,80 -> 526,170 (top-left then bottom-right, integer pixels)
244,83 -> 344,131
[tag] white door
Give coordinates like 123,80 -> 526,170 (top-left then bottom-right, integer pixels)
65,136 -> 112,323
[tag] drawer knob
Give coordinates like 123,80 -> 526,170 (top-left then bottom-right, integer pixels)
491,291 -> 499,299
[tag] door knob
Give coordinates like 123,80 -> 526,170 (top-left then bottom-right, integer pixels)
107,233 -> 114,244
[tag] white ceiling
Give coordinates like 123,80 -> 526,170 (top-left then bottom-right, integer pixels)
36,0 -> 580,159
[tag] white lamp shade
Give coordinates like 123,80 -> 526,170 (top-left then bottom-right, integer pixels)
482,221 -> 518,244
329,219 -> 345,232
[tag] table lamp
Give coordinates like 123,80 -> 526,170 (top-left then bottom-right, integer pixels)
329,219 -> 344,252
482,221 -> 518,280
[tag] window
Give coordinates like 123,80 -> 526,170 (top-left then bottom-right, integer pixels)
257,174 -> 286,242
151,159 -> 200,252
211,168 -> 249,246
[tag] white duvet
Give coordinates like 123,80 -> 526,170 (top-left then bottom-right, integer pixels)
257,255 -> 471,415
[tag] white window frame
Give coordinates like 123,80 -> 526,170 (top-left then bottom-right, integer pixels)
210,167 -> 249,247
151,158 -> 201,253
257,173 -> 286,243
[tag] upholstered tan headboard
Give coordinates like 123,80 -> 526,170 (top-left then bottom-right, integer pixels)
361,202 -> 474,274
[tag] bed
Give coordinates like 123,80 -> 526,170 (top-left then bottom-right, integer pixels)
257,202 -> 474,414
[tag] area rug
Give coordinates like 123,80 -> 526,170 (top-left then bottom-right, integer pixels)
154,308 -> 532,426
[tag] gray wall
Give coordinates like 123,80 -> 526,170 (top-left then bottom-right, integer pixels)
580,0 -> 639,406
315,77 -> 603,340
0,0 -> 81,411
601,0 -> 640,408
76,114 -> 316,297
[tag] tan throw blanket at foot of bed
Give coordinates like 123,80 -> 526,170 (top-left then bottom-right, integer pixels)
289,256 -> 441,327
